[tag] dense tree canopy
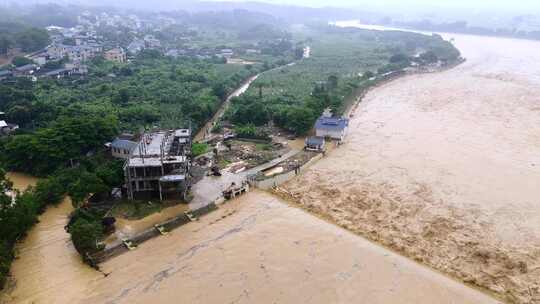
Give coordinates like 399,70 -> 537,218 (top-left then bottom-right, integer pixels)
1,115 -> 118,176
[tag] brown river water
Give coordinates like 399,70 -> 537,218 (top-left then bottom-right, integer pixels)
3,26 -> 536,303
2,177 -> 500,303
283,22 -> 540,303
2,188 -> 500,304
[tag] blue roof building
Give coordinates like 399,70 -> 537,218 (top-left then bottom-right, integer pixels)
314,116 -> 349,141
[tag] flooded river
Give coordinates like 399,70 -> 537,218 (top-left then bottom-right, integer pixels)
2,175 -> 500,303
283,22 -> 540,303
2,173 -> 101,304
9,191 -> 501,304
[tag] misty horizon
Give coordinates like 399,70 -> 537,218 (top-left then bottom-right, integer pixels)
2,0 -> 540,15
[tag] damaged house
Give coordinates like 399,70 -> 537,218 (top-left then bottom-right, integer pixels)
124,129 -> 192,201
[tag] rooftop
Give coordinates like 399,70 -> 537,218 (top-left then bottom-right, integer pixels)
306,136 -> 325,146
315,116 -> 349,132
133,131 -> 169,157
43,68 -> 71,76
111,138 -> 137,151
127,130 -> 191,168
15,64 -> 37,72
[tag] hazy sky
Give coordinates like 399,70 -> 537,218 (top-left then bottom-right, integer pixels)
6,0 -> 540,15
229,0 -> 540,13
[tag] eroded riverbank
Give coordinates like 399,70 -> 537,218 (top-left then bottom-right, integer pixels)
283,28 -> 540,303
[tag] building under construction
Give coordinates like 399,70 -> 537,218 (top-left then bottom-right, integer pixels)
124,129 -> 192,201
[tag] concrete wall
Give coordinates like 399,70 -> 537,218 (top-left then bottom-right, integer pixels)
90,202 -> 218,263
111,147 -> 131,159
250,153 -> 323,190
315,129 -> 345,141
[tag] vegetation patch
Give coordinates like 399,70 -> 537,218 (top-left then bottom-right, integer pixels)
226,25 -> 461,135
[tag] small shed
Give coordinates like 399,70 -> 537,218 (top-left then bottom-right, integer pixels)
305,136 -> 325,152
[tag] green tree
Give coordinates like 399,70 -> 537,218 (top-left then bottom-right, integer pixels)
286,106 -> 314,135
11,56 -> 33,67
0,35 -> 12,56
14,28 -> 50,52
420,51 -> 438,64
69,218 -> 103,254
389,53 -> 410,64
327,75 -> 339,91
67,171 -> 109,207
6,105 -> 32,126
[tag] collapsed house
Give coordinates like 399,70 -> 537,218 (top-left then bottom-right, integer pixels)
124,129 -> 192,201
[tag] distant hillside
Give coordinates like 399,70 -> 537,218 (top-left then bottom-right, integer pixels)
4,0 -> 381,24
182,1 -> 380,23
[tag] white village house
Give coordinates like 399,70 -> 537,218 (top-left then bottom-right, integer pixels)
0,112 -> 19,136
314,113 -> 349,141
109,138 -> 137,159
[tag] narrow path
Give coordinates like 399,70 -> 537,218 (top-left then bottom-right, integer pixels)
195,48 -> 310,142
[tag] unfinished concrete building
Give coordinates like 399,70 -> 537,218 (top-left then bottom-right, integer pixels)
124,129 -> 192,201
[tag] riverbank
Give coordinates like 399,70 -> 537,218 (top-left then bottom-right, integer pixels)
281,30 -> 540,304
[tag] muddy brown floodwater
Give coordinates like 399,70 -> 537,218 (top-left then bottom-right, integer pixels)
283,23 -> 540,303
2,172 -> 499,303
2,173 -> 101,304
27,191 -> 503,304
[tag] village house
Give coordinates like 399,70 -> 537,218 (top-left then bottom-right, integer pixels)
13,64 -> 38,77
42,68 -> 73,79
124,129 -> 192,201
65,63 -> 89,75
47,43 -> 103,62
110,138 -> 137,159
0,70 -> 12,81
314,114 -> 349,141
104,48 -> 127,63
28,51 -> 50,66
0,112 -> 19,136
127,40 -> 145,54
217,48 -> 234,58
144,35 -> 161,48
